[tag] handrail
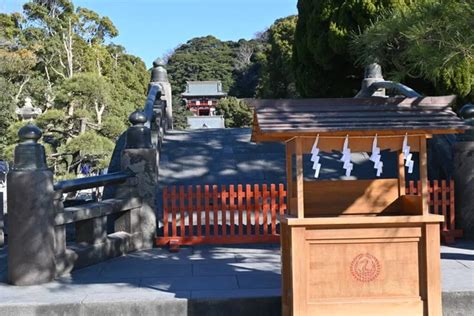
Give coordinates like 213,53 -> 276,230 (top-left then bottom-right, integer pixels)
144,84 -> 162,128
54,171 -> 134,193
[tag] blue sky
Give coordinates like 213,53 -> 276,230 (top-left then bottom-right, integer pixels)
1,0 -> 298,67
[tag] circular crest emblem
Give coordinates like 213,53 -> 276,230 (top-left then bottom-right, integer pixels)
350,253 -> 381,282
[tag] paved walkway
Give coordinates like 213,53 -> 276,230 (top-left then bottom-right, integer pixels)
0,242 -> 473,315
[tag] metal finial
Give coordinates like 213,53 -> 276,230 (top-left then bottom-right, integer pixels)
129,111 -> 147,126
18,123 -> 42,143
364,63 -> 383,79
459,104 -> 474,120
153,58 -> 165,68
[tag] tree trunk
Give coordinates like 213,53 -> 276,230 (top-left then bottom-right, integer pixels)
94,101 -> 105,125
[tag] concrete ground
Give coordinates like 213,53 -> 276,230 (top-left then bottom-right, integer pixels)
0,241 -> 473,316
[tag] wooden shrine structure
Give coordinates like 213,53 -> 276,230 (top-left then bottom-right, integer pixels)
250,96 -> 468,316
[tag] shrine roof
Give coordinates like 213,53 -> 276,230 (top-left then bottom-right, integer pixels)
181,81 -> 227,97
247,96 -> 469,142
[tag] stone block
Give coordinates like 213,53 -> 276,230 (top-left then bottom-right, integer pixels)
75,216 -> 107,245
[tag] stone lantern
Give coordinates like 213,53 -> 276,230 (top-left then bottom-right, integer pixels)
15,97 -> 42,121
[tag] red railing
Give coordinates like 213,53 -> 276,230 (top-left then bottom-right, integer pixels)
156,184 -> 287,251
156,180 -> 460,250
406,179 -> 461,243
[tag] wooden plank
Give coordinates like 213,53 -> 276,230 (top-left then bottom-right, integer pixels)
408,180 -> 416,195
246,184 -> 252,235
237,184 -> 244,236
229,184 -> 235,236
204,185 -> 210,237
291,227 -> 307,315
221,185 -> 228,237
262,184 -> 269,235
259,111 -> 456,120
300,179 -> 399,216
212,185 -> 218,237
285,141 -> 294,215
419,136 -> 429,215
163,187 -> 169,237
254,184 -> 261,236
179,186 -> 185,237
433,181 -> 439,215
398,151 -> 406,196
424,223 -> 443,316
441,180 -> 448,231
196,185 -> 202,237
171,186 -> 177,237
188,185 -> 193,237
270,184 -> 277,235
295,138 -> 304,218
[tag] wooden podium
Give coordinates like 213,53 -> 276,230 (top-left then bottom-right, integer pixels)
248,96 -> 468,316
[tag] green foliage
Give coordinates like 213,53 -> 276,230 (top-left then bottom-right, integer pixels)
257,15 -> 298,98
215,97 -> 253,128
352,0 -> 474,103
167,36 -> 235,95
171,95 -> 190,130
0,0 -> 148,176
101,116 -> 126,139
293,0 -> 410,97
63,131 -> 115,170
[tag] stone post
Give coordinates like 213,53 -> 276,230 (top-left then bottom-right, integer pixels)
7,124 -> 56,285
151,58 -> 173,129
118,111 -> 158,249
454,104 -> 474,239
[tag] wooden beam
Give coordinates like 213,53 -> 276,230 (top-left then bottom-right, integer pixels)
285,141 -> 294,216
419,136 -> 429,215
398,151 -> 406,196
295,138 -> 304,218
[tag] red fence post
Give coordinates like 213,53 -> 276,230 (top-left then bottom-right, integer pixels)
254,184 -> 260,236
221,185 -> 228,237
163,187 -> 169,238
246,184 -> 252,235
237,184 -> 244,236
196,185 -> 202,237
229,185 -> 236,237
270,184 -> 277,235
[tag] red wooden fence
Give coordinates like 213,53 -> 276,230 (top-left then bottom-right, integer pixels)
156,184 -> 287,250
156,180 -> 460,249
406,179 -> 461,243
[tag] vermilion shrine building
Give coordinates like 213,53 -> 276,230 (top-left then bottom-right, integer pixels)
181,81 -> 227,116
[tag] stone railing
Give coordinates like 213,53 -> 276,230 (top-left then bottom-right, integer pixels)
7,110 -> 160,285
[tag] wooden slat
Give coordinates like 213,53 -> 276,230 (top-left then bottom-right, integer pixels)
163,187 -> 169,237
171,186 -> 177,237
221,185 -> 228,236
441,180 -> 448,231
196,185 -> 202,237
204,185 -> 210,236
262,184 -> 269,235
212,185 -> 219,237
295,138 -> 304,218
229,185 -> 235,236
270,184 -> 277,235
179,186 -> 185,237
237,184 -> 244,236
254,184 -> 260,236
188,185 -> 193,237
246,184 -> 252,235
409,181 -> 416,195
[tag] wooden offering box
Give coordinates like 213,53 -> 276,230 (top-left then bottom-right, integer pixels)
249,96 -> 468,316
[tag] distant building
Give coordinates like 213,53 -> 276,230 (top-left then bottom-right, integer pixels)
182,81 -> 227,116
181,81 -> 227,129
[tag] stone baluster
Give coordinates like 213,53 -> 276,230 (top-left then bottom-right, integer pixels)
7,124 -> 56,285
454,104 -> 474,239
116,111 -> 158,249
